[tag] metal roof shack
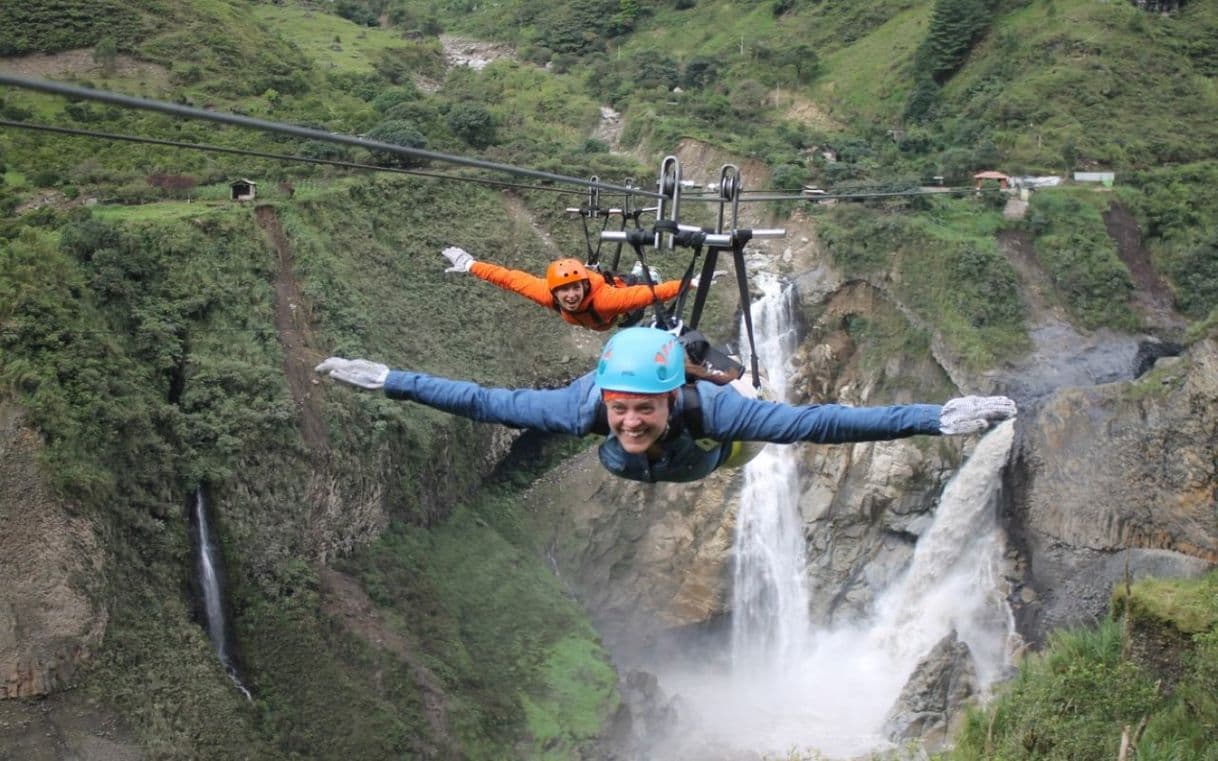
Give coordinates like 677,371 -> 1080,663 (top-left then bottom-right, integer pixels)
230,178 -> 257,201
973,171 -> 1010,189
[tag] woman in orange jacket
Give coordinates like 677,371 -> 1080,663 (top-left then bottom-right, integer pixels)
440,246 -> 713,332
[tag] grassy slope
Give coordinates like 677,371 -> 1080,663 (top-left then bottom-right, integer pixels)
5,0 -> 1218,757
2,2 -> 623,758
944,572 -> 1218,761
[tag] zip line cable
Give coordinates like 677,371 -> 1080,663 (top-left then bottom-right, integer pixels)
0,119 -> 594,198
0,76 -> 994,209
0,73 -> 665,200
682,188 -> 995,201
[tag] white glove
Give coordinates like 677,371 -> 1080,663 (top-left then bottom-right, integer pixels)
939,395 -> 1017,435
314,357 -> 390,390
441,246 -> 475,273
690,270 -> 728,289
630,261 -> 661,282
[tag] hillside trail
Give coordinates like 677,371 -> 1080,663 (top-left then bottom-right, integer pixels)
254,205 -> 330,459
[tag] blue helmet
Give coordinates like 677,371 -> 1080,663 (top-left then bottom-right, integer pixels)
596,327 -> 685,395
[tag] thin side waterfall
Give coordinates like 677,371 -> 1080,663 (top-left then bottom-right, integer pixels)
191,486 -> 251,699
650,278 -> 1016,760
730,276 -> 808,672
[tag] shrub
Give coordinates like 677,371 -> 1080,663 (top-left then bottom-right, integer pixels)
1027,192 -> 1137,330
365,120 -> 429,167
446,102 -> 497,148
1172,232 -> 1218,317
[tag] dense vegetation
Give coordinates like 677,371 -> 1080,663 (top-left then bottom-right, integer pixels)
2,0 -> 1217,758
943,572 -> 1218,761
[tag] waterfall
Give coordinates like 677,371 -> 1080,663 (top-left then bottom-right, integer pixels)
650,278 -> 1016,759
191,486 -> 251,699
730,276 -> 809,672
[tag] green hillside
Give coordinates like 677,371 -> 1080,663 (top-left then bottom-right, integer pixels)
2,0 -> 1218,758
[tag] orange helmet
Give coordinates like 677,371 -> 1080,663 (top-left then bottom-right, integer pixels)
545,258 -> 591,291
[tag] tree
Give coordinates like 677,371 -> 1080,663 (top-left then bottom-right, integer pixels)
681,55 -> 719,90
365,120 -> 428,167
904,76 -> 940,123
771,163 -> 809,193
777,43 -> 821,84
914,0 -> 994,84
1174,232 -> 1218,317
610,0 -> 642,36
635,55 -> 680,91
447,102 -> 497,149
730,79 -> 767,117
93,35 -> 118,75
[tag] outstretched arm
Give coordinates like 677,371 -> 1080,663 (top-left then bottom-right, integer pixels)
467,261 -> 555,308
588,278 -> 683,316
316,357 -> 598,435
695,382 -> 1014,443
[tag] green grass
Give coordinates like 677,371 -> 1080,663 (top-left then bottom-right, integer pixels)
89,199 -> 240,221
1025,187 -> 1138,330
1115,574 -> 1218,636
814,5 -> 931,121
943,0 -> 1218,171
250,4 -> 426,75
522,636 -> 619,759
814,196 -> 1030,370
944,572 -> 1218,761
341,493 -> 619,758
2,169 -> 29,189
944,618 -> 1161,761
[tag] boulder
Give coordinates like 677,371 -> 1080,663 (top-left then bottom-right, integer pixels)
883,629 -> 978,751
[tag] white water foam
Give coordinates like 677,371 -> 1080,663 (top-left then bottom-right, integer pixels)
651,279 -> 1016,760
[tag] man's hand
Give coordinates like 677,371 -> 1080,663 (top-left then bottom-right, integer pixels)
939,395 -> 1017,435
441,246 -> 475,273
314,357 -> 390,390
690,270 -> 728,289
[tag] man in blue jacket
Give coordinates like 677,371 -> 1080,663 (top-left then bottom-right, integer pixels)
314,327 -> 1016,484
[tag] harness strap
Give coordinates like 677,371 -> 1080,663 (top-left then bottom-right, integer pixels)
731,235 -> 761,389
626,235 -> 675,331
686,246 -> 721,330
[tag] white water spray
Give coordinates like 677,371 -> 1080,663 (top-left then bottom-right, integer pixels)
653,279 -> 1016,759
193,487 -> 252,700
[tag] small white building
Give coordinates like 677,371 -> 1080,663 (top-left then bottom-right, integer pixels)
1073,171 -> 1115,187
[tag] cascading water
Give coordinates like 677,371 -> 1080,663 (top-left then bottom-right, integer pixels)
730,275 -> 809,672
651,277 -> 1016,760
190,486 -> 251,699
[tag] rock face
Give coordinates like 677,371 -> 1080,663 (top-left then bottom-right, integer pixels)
1008,338 -> 1218,644
883,630 -> 979,751
602,670 -> 683,760
792,283 -> 964,625
527,448 -> 742,654
0,403 -> 107,698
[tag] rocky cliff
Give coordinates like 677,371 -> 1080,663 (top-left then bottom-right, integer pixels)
1007,337 -> 1218,645
0,403 -> 106,699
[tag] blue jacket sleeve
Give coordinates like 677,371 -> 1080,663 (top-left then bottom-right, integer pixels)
693,381 -> 942,443
382,370 -> 600,436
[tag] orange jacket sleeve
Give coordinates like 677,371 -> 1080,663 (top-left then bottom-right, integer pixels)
587,277 -> 683,317
468,261 -> 555,309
